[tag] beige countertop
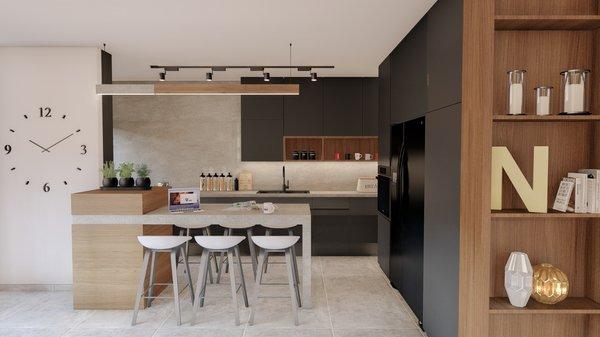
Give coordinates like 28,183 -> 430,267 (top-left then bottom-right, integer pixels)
199,190 -> 377,198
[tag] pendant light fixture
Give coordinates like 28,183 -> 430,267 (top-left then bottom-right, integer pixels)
159,72 -> 166,81
310,71 -> 318,82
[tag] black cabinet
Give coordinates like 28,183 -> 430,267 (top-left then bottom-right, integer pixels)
362,78 -> 378,136
377,214 -> 390,277
241,118 -> 283,161
427,0 -> 462,112
378,56 -> 391,167
323,78 -> 363,136
390,16 -> 428,124
284,78 -> 323,136
241,77 -> 284,120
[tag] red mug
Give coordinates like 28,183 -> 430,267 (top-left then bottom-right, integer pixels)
334,152 -> 341,160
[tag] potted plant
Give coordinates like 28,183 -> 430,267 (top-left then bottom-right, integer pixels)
135,164 -> 151,188
117,162 -> 135,187
101,161 -> 118,187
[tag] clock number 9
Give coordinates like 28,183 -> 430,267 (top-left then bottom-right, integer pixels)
39,107 -> 52,118
43,183 -> 50,193
3,145 -> 11,154
80,145 -> 87,155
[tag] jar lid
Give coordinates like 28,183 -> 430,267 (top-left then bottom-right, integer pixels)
560,69 -> 591,74
507,69 -> 526,74
533,86 -> 554,90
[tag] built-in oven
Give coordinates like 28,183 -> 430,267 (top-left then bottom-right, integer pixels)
377,165 -> 391,219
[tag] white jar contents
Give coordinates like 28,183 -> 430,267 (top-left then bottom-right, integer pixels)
508,83 -> 523,115
564,82 -> 584,113
536,96 -> 550,116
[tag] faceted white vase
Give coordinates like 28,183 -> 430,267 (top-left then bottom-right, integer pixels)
504,251 -> 533,307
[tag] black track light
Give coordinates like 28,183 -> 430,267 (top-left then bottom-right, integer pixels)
310,72 -> 318,82
263,72 -> 270,82
206,71 -> 213,82
159,72 -> 166,81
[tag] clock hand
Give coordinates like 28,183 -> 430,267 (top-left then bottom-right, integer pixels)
29,140 -> 50,153
46,133 -> 74,151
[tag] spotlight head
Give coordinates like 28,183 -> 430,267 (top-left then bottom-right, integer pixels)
263,72 -> 270,82
206,71 -> 213,82
159,72 -> 166,81
310,72 -> 318,82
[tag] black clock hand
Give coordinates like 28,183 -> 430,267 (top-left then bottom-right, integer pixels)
46,133 -> 74,151
29,140 -> 50,153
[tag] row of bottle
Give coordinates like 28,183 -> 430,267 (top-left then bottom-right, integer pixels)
199,172 -> 238,192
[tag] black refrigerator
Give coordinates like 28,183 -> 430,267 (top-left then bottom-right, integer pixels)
389,117 -> 425,326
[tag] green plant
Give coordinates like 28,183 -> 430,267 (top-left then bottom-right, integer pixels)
117,162 -> 135,178
136,164 -> 150,178
101,161 -> 116,179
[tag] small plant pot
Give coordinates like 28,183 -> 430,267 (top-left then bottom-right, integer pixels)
135,177 -> 151,188
118,177 -> 134,187
102,177 -> 118,188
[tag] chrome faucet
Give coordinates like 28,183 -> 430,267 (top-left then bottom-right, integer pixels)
282,166 -> 290,192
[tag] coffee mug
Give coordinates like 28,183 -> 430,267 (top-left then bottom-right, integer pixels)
334,152 -> 341,160
354,153 -> 363,160
365,153 -> 373,161
308,151 -> 317,160
300,150 -> 308,160
262,202 -> 277,214
344,153 -> 352,160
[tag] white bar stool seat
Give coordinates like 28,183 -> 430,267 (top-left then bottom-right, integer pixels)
192,235 -> 249,326
249,235 -> 301,326
132,235 -> 194,326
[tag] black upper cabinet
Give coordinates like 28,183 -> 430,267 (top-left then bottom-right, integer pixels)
284,78 -> 323,136
324,78 -> 363,136
241,77 -> 284,120
426,0 -> 463,112
390,16 -> 428,124
378,57 -> 391,167
362,78 -> 378,136
241,118 -> 283,161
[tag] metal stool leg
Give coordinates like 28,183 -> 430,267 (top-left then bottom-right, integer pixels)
147,251 -> 157,307
263,229 -> 272,273
227,248 -> 240,325
202,228 -> 215,284
249,249 -> 266,325
205,227 -> 220,273
170,250 -> 182,325
288,229 -> 301,307
131,250 -> 150,326
192,249 -> 210,325
180,246 -> 194,305
234,246 -> 249,307
217,229 -> 232,283
247,228 -> 258,277
285,248 -> 300,325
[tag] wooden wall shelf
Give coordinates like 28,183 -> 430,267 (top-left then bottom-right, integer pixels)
490,297 -> 600,314
492,209 -> 600,218
493,115 -> 600,122
495,15 -> 600,30
283,136 -> 378,162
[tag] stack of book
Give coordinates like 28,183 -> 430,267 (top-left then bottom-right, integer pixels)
553,169 -> 600,213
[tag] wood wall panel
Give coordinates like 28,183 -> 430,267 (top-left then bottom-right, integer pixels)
490,219 -> 587,297
489,314 -> 587,337
494,31 -> 593,116
495,0 -> 597,15
493,122 -> 591,210
587,220 -> 600,302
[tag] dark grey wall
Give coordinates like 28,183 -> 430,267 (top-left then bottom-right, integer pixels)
423,103 -> 461,337
101,50 -> 113,162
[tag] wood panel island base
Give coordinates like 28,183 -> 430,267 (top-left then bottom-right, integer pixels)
71,189 -> 313,310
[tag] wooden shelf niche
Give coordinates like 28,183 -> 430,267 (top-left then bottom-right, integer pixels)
283,136 -> 378,162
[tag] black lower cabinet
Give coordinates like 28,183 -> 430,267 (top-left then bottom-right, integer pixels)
377,214 -> 390,277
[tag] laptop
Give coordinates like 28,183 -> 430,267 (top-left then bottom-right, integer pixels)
168,188 -> 201,213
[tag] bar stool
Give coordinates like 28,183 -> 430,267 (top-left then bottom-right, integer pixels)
192,236 -> 249,326
249,235 -> 301,326
177,225 -> 219,284
132,236 -> 194,326
216,224 -> 260,281
261,225 -> 301,307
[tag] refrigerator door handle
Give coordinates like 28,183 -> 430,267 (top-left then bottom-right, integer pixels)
398,144 -> 406,201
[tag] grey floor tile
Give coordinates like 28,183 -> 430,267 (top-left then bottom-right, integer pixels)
63,328 -> 157,337
334,329 -> 425,337
0,328 -> 67,337
243,328 -> 333,337
153,328 -> 244,337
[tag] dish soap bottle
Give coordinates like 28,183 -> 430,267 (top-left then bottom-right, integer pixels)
226,172 -> 233,191
206,173 -> 213,191
199,172 -> 206,191
219,173 -> 226,191
213,172 -> 219,192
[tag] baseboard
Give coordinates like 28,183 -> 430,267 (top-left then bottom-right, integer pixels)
0,284 -> 72,292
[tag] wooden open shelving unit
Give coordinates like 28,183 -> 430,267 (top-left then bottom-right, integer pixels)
283,136 -> 378,162
487,1 -> 600,336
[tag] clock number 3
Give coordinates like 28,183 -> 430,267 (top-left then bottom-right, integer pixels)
3,145 -> 11,154
43,183 -> 50,193
39,107 -> 52,118
80,145 -> 87,155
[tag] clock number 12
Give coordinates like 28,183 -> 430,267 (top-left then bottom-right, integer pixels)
39,107 -> 52,118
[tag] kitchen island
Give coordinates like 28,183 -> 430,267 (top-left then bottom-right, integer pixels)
71,189 -> 312,310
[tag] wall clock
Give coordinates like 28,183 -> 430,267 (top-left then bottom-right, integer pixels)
4,106 -> 87,193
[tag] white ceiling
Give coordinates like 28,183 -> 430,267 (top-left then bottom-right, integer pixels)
0,0 -> 435,81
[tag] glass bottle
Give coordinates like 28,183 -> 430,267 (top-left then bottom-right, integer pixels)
213,173 -> 219,192
219,173 -> 226,191
534,86 -> 553,116
206,173 -> 212,191
507,69 -> 526,115
226,172 -> 233,191
199,172 -> 206,191
560,69 -> 590,114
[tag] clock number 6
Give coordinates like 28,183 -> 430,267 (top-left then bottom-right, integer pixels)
3,145 -> 11,154
81,145 -> 87,155
43,183 -> 50,193
39,107 -> 52,118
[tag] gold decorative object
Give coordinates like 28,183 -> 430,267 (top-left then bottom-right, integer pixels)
532,263 -> 569,304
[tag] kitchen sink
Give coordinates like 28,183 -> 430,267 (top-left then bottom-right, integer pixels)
257,190 -> 310,194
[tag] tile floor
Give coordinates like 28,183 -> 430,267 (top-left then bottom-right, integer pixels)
0,256 -> 425,337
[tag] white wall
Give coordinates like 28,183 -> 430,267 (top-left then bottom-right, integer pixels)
0,47 -> 103,285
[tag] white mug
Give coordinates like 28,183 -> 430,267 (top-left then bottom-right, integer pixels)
365,153 -> 373,161
354,153 -> 363,160
262,202 -> 277,214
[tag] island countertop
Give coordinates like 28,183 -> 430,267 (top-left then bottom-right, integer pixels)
199,190 -> 376,198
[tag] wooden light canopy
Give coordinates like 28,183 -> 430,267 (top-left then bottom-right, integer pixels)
96,83 -> 300,96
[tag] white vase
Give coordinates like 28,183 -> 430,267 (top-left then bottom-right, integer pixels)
504,251 -> 533,307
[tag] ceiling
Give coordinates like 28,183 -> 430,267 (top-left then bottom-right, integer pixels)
0,0 -> 435,81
